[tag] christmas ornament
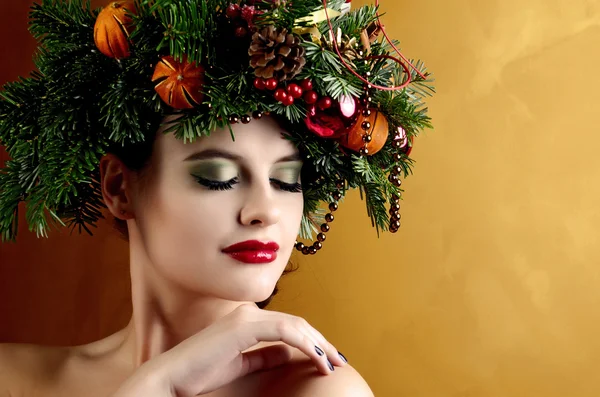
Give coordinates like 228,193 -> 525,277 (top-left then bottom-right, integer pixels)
395,126 -> 408,149
93,1 -> 136,59
305,96 -> 359,138
249,25 -> 306,81
338,95 -> 357,117
339,109 -> 389,155
152,55 -> 205,109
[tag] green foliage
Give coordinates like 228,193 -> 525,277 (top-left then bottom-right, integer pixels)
0,0 -> 434,242
151,0 -> 225,64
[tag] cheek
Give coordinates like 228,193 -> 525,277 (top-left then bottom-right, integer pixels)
138,176 -> 236,277
281,194 -> 304,239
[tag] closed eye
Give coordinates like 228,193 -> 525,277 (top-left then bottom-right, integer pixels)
194,176 -> 240,191
270,178 -> 302,193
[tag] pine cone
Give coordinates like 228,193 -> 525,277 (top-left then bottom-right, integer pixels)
249,25 -> 306,81
323,28 -> 361,63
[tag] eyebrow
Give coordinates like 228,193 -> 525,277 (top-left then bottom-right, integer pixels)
184,149 -> 302,163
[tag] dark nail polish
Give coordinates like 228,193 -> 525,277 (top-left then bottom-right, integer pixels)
315,346 -> 324,356
327,359 -> 335,371
338,351 -> 348,363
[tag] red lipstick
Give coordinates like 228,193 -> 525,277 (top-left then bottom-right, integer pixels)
222,240 -> 280,264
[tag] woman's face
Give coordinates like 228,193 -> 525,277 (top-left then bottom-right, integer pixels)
129,116 -> 304,302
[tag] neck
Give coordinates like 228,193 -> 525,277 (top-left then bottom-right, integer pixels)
115,229 -> 257,369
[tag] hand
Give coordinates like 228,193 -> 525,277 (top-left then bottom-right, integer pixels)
112,303 -> 347,397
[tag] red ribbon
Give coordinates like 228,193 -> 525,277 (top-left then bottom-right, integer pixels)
322,0 -> 427,91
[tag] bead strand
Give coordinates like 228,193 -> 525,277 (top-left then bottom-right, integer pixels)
359,78 -> 373,157
388,126 -> 410,233
227,110 -> 265,125
294,181 -> 344,255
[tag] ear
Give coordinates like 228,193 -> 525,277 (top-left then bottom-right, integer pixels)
100,153 -> 134,220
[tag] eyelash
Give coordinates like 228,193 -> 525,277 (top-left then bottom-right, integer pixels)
194,176 -> 302,193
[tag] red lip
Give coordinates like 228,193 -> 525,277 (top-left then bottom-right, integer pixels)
222,240 -> 280,264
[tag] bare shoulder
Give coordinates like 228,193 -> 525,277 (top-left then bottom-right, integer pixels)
0,342 -> 71,394
264,351 -> 375,397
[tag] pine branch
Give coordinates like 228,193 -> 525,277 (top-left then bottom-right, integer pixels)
319,4 -> 379,39
0,74 -> 45,149
254,0 -> 334,30
152,0 -> 225,64
28,0 -> 96,47
0,161 -> 26,242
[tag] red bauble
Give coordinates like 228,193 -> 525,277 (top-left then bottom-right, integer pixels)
282,95 -> 295,106
253,78 -> 265,90
317,96 -> 333,110
287,84 -> 303,99
265,78 -> 278,90
226,3 -> 241,19
304,91 -> 318,104
274,88 -> 287,102
304,99 -> 360,138
300,79 -> 313,91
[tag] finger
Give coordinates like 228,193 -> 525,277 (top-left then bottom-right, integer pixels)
261,311 -> 346,368
299,323 -> 347,368
241,344 -> 294,375
248,320 -> 334,375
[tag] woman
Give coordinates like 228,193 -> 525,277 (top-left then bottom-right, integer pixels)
0,0 -> 433,395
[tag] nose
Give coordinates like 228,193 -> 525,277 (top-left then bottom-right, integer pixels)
239,180 -> 281,227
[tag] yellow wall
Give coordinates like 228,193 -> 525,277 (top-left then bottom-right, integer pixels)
274,0 -> 600,396
2,0 -> 600,396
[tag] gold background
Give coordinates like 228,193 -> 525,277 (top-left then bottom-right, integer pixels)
2,0 -> 600,396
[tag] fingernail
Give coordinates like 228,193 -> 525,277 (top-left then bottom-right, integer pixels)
338,351 -> 348,363
327,359 -> 335,371
315,346 -> 324,356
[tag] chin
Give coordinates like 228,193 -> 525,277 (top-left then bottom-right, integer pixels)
225,277 -> 280,302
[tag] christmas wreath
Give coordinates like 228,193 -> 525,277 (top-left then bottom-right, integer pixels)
0,0 -> 434,252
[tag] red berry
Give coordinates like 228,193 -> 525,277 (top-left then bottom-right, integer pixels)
274,88 -> 287,102
317,96 -> 333,110
287,84 -> 303,99
282,95 -> 295,106
253,78 -> 265,90
234,25 -> 248,37
300,79 -> 313,91
226,3 -> 241,19
241,5 -> 256,24
304,90 -> 318,105
265,78 -> 278,90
